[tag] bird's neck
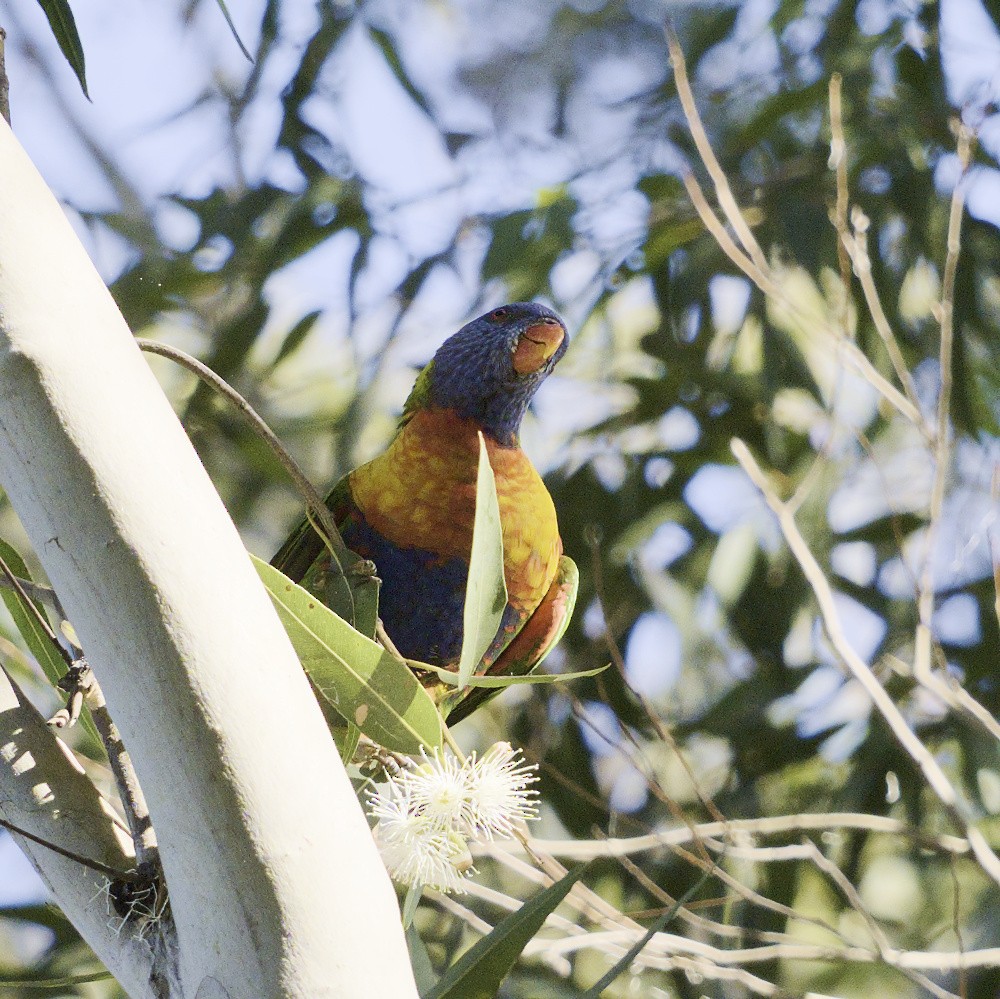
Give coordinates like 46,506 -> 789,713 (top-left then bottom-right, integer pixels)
347,406 -> 538,564
402,364 -> 528,446
400,404 -> 520,453
398,407 -> 517,465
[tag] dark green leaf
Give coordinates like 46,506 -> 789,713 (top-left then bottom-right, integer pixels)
0,538 -> 64,690
579,871 -> 710,997
407,921 -> 437,993
36,0 -> 89,99
0,969 -> 112,988
421,865 -> 589,999
0,539 -> 101,746
368,25 -> 432,115
213,0 -> 252,61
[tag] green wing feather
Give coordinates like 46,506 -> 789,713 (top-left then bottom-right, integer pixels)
271,477 -> 352,581
270,476 -> 379,634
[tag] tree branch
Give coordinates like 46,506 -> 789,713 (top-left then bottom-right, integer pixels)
0,666 -> 158,996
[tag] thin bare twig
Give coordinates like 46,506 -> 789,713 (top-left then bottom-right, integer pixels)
680,157 -> 922,426
489,827 -> 853,947
533,924 -> 982,978
588,532 -> 728,828
480,811 -> 970,860
608,836 -> 843,947
85,682 -> 158,868
0,815 -> 126,880
828,74 -> 923,417
914,125 -> 975,685
0,572 -> 61,611
0,553 -> 158,869
694,835 -> 954,998
949,851 -> 968,999
0,553 -> 66,668
828,72 -> 852,331
842,209 -> 924,417
137,339 -> 346,566
666,27 -> 768,274
992,465 -> 1000,636
798,840 -> 906,974
733,438 -> 1000,886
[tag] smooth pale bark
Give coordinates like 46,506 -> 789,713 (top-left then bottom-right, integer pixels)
0,120 -> 417,997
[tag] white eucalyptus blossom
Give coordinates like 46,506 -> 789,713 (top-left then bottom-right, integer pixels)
465,741 -> 539,839
369,780 -> 472,893
367,742 -> 539,894
402,748 -> 477,830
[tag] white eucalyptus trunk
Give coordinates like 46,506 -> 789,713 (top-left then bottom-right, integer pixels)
0,119 -> 417,999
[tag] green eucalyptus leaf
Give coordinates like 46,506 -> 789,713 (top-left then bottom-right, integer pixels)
0,539 -> 64,689
421,865 -> 588,999
35,0 -> 89,99
406,922 -> 437,995
368,26 -> 432,116
417,660 -> 609,689
252,556 -> 443,752
402,884 -> 422,928
0,539 -> 101,746
579,871 -> 710,998
457,434 -> 507,690
213,0 -> 252,61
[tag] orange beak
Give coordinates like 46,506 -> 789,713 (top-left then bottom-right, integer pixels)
513,320 -> 565,375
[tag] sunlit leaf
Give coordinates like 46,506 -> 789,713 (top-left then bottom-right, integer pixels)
0,539 -> 64,690
456,433 -> 507,690
421,865 -> 588,999
253,556 -> 443,752
418,660 -> 608,689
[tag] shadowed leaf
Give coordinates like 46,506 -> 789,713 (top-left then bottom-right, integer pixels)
421,865 -> 588,999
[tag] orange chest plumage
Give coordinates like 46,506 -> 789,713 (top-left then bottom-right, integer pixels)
348,408 -> 562,614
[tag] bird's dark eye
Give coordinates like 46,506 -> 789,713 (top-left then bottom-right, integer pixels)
490,307 -> 510,321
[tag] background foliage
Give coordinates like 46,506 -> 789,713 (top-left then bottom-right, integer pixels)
1,0 -> 999,996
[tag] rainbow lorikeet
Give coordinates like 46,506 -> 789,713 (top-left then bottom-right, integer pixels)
272,302 -> 577,724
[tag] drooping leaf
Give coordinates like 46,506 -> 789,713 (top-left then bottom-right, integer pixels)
269,309 -> 322,370
578,871 -> 711,997
402,883 -> 422,928
419,660 -> 609,689
421,865 -> 588,999
367,25 -> 432,116
406,921 -> 437,995
0,539 -> 64,690
252,556 -> 443,752
35,0 -> 89,99
0,970 -> 112,989
213,0 -> 252,61
456,433 -> 507,690
0,539 -> 102,746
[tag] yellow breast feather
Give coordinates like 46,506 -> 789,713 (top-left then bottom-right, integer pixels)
349,408 -> 561,612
